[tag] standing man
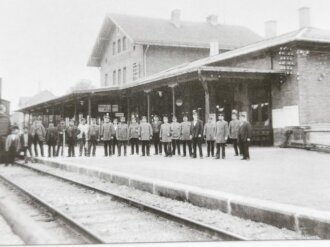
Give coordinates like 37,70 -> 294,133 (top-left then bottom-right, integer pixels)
229,110 -> 241,156
5,126 -> 20,166
151,115 -> 162,155
77,118 -> 89,157
101,116 -> 115,157
20,126 -> 33,163
66,119 -> 80,157
116,116 -> 129,157
190,112 -> 203,159
56,119 -> 66,157
139,116 -> 153,156
171,116 -> 181,156
180,115 -> 192,157
31,117 -> 46,157
129,117 -> 140,155
87,118 -> 99,157
215,112 -> 229,159
238,113 -> 252,160
45,122 -> 58,158
204,116 -> 216,157
112,118 -> 118,156
160,116 -> 172,157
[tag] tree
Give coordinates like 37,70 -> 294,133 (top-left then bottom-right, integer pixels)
67,79 -> 95,93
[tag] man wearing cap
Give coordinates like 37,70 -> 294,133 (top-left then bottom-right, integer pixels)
151,115 -> 162,155
87,118 -> 99,157
112,118 -> 118,155
77,118 -> 89,157
190,112 -> 203,159
101,116 -> 115,157
215,112 -> 229,159
180,115 -> 192,157
238,113 -> 252,160
139,116 -> 153,156
66,119 -> 80,157
116,116 -> 129,156
45,122 -> 58,157
31,117 -> 46,157
229,110 -> 241,156
129,117 -> 140,155
56,119 -> 66,157
5,126 -> 20,166
204,116 -> 216,157
171,116 -> 181,156
160,116 -> 172,157
20,126 -> 33,163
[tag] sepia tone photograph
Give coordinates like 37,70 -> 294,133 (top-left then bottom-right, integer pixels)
0,0 -> 330,246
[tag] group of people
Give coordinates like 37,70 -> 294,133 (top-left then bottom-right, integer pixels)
3,109 -> 252,165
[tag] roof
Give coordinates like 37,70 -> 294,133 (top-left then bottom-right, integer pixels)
19,90 -> 56,108
88,13 -> 262,66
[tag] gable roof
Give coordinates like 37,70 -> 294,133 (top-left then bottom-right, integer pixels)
88,13 -> 262,66
19,90 -> 56,108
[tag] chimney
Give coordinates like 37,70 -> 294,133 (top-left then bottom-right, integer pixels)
299,7 -> 311,28
209,41 -> 219,56
264,20 -> 277,38
171,9 -> 181,28
206,15 -> 218,25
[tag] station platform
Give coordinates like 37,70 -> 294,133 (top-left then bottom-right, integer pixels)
31,145 -> 330,238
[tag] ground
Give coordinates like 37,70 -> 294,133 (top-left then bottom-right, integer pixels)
45,145 -> 330,212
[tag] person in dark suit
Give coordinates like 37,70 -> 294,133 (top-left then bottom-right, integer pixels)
190,111 -> 203,158
238,113 -> 252,160
30,117 -> 46,157
5,126 -> 20,166
66,119 -> 80,157
56,119 -> 66,157
45,122 -> 58,157
20,126 -> 33,163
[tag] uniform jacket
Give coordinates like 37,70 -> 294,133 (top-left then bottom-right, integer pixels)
87,125 -> 100,141
5,134 -> 20,152
215,120 -> 229,144
116,123 -> 129,141
171,122 -> 181,140
65,126 -> 80,143
31,123 -> 46,141
152,121 -> 162,133
181,121 -> 192,140
101,122 -> 115,141
45,127 -> 58,145
77,124 -> 89,140
238,121 -> 252,142
229,119 -> 240,139
160,123 -> 172,142
128,122 -> 140,139
139,122 -> 152,141
190,120 -> 203,138
20,133 -> 33,148
203,122 -> 216,141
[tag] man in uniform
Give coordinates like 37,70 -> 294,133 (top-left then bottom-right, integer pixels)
101,116 -> 115,156
116,116 -> 129,157
45,121 -> 58,157
190,111 -> 203,159
151,115 -> 162,155
129,117 -> 140,155
160,116 -> 172,157
20,126 -> 33,163
31,116 -> 46,157
87,118 -> 99,157
5,126 -> 20,166
229,110 -> 241,156
112,118 -> 118,155
139,116 -> 153,156
215,112 -> 229,159
77,118 -> 89,156
56,119 -> 66,157
238,113 -> 252,160
180,115 -> 192,157
66,119 -> 80,157
203,116 -> 216,157
171,116 -> 181,156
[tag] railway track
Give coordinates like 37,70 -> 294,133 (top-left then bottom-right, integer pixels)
0,163 -> 248,243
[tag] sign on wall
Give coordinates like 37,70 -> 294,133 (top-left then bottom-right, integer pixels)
115,112 -> 124,117
112,105 -> 119,112
98,104 -> 112,112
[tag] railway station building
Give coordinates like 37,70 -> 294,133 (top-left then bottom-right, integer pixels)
18,8 -> 330,148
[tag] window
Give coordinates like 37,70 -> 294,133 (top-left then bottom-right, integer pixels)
117,39 -> 121,53
104,73 -> 108,86
118,69 -> 121,85
122,36 -> 126,51
113,70 -> 116,85
132,63 -> 139,81
123,67 -> 127,84
112,42 -> 116,55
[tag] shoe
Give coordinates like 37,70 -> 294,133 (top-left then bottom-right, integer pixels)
234,154 -> 238,157
200,156 -> 203,159
241,158 -> 247,160
222,156 -> 226,159
215,156 -> 220,159
182,155 -> 186,157
207,154 -> 210,157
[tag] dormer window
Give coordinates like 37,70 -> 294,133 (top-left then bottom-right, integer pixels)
117,39 -> 121,53
112,42 -> 116,55
123,36 -> 127,51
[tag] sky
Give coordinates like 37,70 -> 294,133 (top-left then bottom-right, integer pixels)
0,0 -> 330,111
